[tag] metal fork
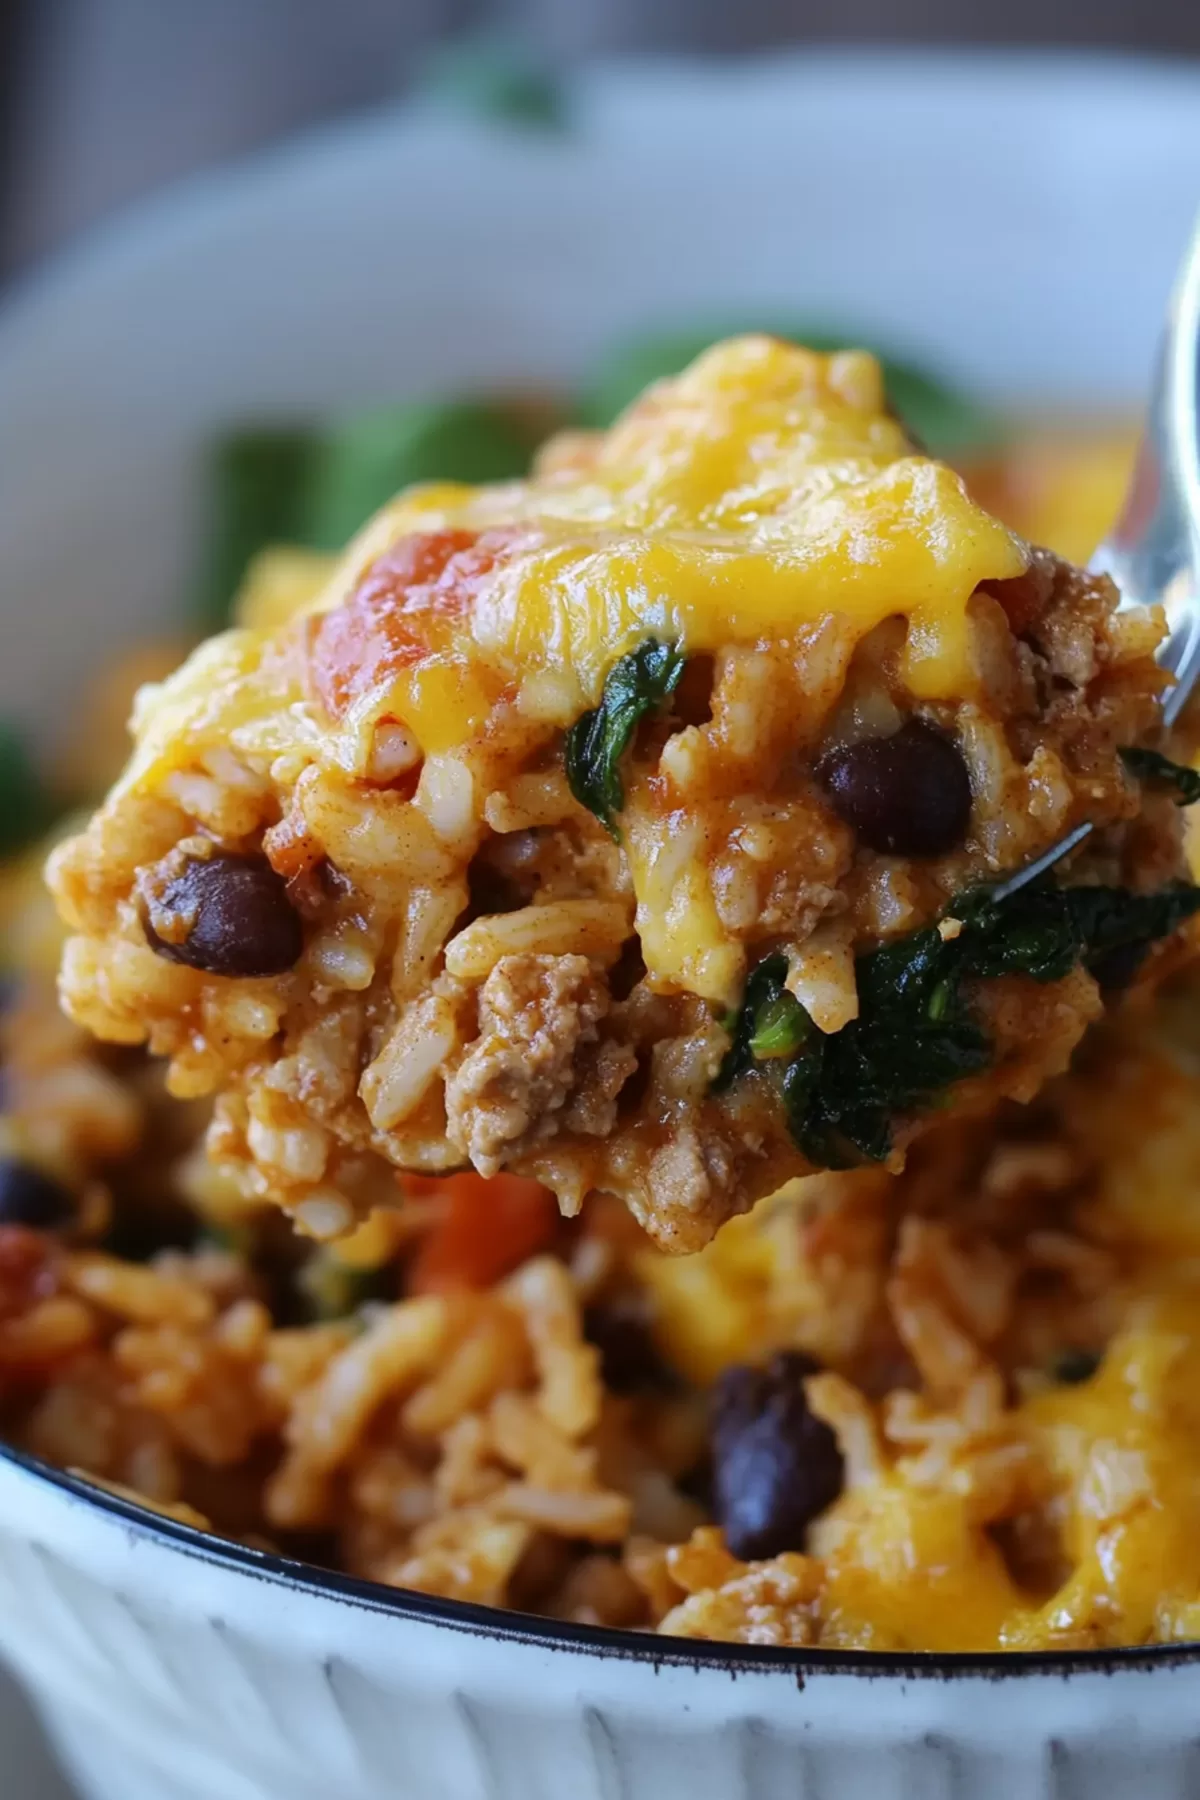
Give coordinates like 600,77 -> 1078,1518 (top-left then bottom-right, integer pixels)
996,214 -> 1200,900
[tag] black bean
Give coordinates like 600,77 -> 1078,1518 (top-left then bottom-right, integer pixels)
710,1351 -> 844,1560
0,1158 -> 75,1229
584,1295 -> 671,1393
466,854 -> 529,919
104,1202 -> 201,1262
818,718 -> 972,857
1052,1347 -> 1101,1385
141,851 -> 303,978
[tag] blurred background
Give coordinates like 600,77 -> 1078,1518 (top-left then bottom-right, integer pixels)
3,0 -> 1200,281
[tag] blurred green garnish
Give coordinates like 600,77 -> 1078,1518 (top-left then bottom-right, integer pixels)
0,720 -> 56,859
195,323 -> 1002,632
298,1250 -> 395,1322
195,401 -> 541,628
578,322 -> 1005,459
193,429 -> 320,632
304,402 -> 538,552
418,34 -> 566,132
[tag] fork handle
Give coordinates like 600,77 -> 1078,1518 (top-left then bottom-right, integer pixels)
1092,213 -> 1200,729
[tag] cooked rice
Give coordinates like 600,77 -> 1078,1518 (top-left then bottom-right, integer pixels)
7,924 -> 1200,1649
6,357 -> 1200,1654
46,340 -> 1189,1251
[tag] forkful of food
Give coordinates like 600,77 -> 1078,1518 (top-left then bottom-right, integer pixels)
46,233 -> 1200,1254
996,208 -> 1200,897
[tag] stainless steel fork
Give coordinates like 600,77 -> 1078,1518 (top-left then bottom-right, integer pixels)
997,214 -> 1200,899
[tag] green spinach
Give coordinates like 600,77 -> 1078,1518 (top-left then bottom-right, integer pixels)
0,720 -> 56,862
195,403 -> 540,629
564,640 -> 685,838
193,429 -> 320,633
718,876 -> 1200,1169
749,987 -> 812,1060
304,402 -> 539,554
1120,746 -> 1200,807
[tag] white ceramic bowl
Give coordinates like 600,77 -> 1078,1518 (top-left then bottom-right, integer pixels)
3,1455 -> 1200,1800
3,49 -> 1200,1800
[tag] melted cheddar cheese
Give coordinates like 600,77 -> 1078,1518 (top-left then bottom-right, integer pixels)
305,337 -> 1027,752
120,335 -> 1027,812
639,996 -> 1200,1651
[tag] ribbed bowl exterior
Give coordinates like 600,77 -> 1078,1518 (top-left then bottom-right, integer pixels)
1,1455 -> 1199,1800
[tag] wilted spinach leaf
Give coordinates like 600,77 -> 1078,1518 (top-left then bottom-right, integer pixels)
952,883 -> 1082,984
565,640 -> 685,838
1120,746 -> 1200,807
1066,882 -> 1200,977
784,922 -> 992,1166
749,987 -> 812,1060
718,875 -> 1200,1169
718,955 -> 788,1087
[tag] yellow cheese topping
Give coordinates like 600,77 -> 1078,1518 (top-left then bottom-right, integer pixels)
306,336 -> 1028,751
122,337 -> 1026,790
638,1008 -> 1200,1651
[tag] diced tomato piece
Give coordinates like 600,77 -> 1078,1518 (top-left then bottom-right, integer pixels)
408,1172 -> 559,1295
310,528 -> 516,720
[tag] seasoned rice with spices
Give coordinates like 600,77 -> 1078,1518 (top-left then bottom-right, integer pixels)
7,347 -> 1200,1654
8,893 -> 1200,1651
46,340 -> 1199,1251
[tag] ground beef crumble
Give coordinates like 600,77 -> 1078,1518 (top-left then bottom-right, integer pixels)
445,953 -> 626,1175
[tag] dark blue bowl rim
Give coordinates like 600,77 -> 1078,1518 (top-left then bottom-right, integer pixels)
4,1440 -> 1198,1679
